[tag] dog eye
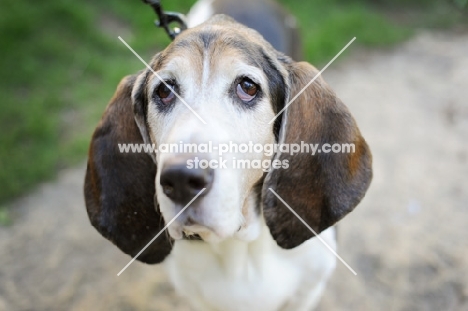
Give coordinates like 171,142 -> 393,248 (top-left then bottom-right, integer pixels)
156,81 -> 176,105
236,78 -> 258,102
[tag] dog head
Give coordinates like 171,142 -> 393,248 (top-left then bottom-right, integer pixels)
85,15 -> 372,263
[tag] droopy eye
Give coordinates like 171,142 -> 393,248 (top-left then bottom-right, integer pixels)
156,81 -> 176,105
236,77 -> 258,102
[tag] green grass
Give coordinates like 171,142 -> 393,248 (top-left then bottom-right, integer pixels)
0,0 -> 464,206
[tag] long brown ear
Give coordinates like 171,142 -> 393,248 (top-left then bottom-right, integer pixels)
84,75 -> 172,264
263,61 -> 372,249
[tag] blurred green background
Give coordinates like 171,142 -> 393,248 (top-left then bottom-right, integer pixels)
0,0 -> 466,210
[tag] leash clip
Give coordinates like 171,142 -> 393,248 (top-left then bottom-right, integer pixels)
143,0 -> 188,40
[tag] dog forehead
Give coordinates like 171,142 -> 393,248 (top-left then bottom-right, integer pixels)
143,15 -> 288,125
155,16 -> 272,71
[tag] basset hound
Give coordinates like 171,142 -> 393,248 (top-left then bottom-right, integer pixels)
84,0 -> 372,310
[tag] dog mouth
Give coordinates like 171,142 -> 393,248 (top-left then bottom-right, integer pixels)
167,216 -> 214,241
168,216 -> 235,243
183,221 -> 211,235
182,232 -> 203,241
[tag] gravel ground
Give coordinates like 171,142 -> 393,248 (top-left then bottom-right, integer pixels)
0,30 -> 467,311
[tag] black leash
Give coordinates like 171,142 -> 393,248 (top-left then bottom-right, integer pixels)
143,0 -> 188,40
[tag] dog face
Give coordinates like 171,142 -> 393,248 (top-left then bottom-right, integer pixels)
85,15 -> 372,263
132,18 -> 288,243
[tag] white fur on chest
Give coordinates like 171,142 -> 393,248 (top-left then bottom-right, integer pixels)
163,226 -> 337,311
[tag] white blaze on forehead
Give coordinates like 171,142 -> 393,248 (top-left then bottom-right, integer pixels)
202,50 -> 211,89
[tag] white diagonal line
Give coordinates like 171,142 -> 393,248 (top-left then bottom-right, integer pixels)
118,36 -> 207,125
268,37 -> 356,124
268,188 -> 357,276
117,188 -> 206,276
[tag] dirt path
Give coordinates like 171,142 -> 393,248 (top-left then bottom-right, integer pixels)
1,30 -> 467,311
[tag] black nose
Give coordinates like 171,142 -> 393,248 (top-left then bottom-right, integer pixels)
160,159 -> 213,205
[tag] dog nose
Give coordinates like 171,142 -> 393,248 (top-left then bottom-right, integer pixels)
160,160 -> 213,204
